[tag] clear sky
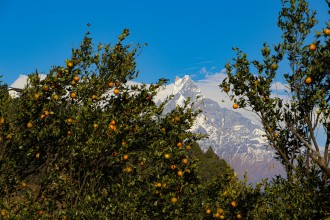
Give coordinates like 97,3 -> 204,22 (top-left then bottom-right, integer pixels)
0,0 -> 328,85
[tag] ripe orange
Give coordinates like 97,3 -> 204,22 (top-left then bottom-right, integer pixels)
109,124 -> 117,132
67,131 -> 72,136
217,208 -> 224,214
125,166 -> 133,174
271,63 -> 278,70
164,153 -> 171,159
44,111 -> 49,116
171,197 -> 178,204
174,115 -> 181,122
110,120 -> 116,125
93,123 -> 98,129
182,158 -> 188,165
233,103 -> 239,109
231,200 -> 237,208
52,94 -> 59,100
73,76 -> 80,82
123,154 -> 129,160
177,142 -> 182,148
274,132 -> 279,138
170,164 -> 177,170
177,170 -> 184,177
108,82 -> 114,88
21,181 -> 27,188
115,81 -> 121,87
6,133 -> 13,140
185,145 -> 191,150
71,80 -> 77,86
91,95 -> 97,100
220,215 -> 225,219
236,214 -> 242,219
67,118 -> 73,124
66,61 -> 74,68
305,76 -> 312,84
34,93 -> 41,99
40,114 -> 46,120
114,88 -> 120,95
161,128 -> 166,133
156,182 -> 162,188
42,85 -> 49,92
324,28 -> 330,36
206,209 -> 212,214
0,117 -> 4,125
1,209 -> 8,217
27,122 -> 33,128
213,213 -> 220,218
309,43 -> 316,51
70,92 -> 77,99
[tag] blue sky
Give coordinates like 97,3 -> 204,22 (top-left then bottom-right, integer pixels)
0,0 -> 328,85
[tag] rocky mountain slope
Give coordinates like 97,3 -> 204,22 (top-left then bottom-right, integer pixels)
158,75 -> 285,183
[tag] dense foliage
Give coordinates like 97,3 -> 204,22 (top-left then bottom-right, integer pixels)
0,0 -> 329,219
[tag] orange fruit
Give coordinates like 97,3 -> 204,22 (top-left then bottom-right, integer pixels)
305,76 -> 312,84
185,145 -> 191,150
110,120 -> 116,125
34,93 -> 41,99
324,28 -> 330,36
164,153 -> 171,159
236,214 -> 242,219
177,170 -> 183,177
73,76 -> 80,82
206,209 -> 212,214
231,200 -> 237,208
213,213 -> 220,218
70,92 -> 77,99
37,210 -> 43,215
42,85 -> 49,92
66,61 -> 74,68
125,166 -> 133,174
67,118 -> 73,124
36,153 -> 40,159
1,209 -> 8,217
21,181 -> 27,188
233,103 -> 239,109
93,123 -> 98,129
71,80 -> 77,86
309,43 -> 316,51
91,95 -> 97,100
27,122 -> 33,128
182,158 -> 188,165
114,88 -> 120,95
220,215 -> 225,219
217,208 -> 224,214
109,124 -> 117,131
156,182 -> 162,188
52,94 -> 59,100
6,134 -> 13,140
108,82 -> 114,88
170,164 -> 177,170
40,114 -> 46,120
115,81 -> 121,87
161,128 -> 166,133
271,63 -> 278,70
171,197 -> 178,204
123,154 -> 129,160
67,131 -> 72,136
0,117 -> 4,125
174,116 -> 180,122
44,110 -> 49,116
274,132 -> 279,138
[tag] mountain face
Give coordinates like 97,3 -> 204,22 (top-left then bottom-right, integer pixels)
160,75 -> 285,183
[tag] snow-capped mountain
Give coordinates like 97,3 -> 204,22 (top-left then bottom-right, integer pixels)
158,75 -> 284,183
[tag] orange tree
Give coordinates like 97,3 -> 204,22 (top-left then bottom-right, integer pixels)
220,0 -> 330,218
220,0 -> 330,180
0,30 -> 213,219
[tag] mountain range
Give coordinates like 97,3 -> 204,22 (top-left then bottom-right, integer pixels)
156,75 -> 285,183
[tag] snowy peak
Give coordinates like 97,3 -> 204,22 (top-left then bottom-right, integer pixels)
173,75 -> 202,98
